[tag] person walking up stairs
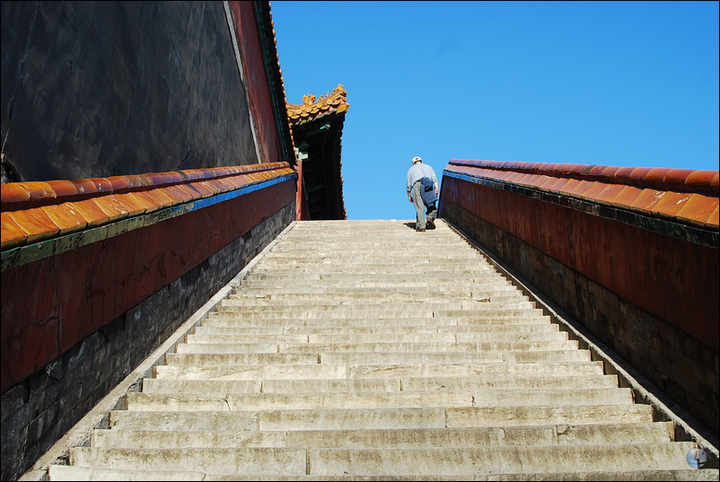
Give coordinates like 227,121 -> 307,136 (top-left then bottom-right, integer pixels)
46,220 -> 718,480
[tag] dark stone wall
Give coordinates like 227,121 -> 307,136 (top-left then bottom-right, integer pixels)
1,1 -> 258,183
440,177 -> 719,436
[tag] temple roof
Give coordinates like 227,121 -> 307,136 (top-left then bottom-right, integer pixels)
288,85 -> 349,220
287,85 -> 349,126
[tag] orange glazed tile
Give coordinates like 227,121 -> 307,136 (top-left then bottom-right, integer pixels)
221,175 -> 248,189
41,203 -> 88,235
122,174 -> 152,189
170,184 -> 202,202
685,170 -> 719,187
90,195 -> 130,223
179,169 -> 204,181
21,182 -> 56,203
547,178 -> 573,193
143,172 -> 172,187
594,184 -> 627,205
611,185 -> 644,208
185,181 -> 214,198
555,178 -> 581,196
629,189 -> 665,213
104,176 -> 130,192
73,199 -> 115,227
628,167 -> 653,181
597,166 -> 621,179
45,180 -> 78,199
133,190 -> 173,212
566,179 -> 592,197
158,185 -> 192,205
664,169 -> 695,185
164,171 -> 184,183
564,164 -> 587,176
203,179 -> 229,194
123,192 -> 156,212
1,183 -> 30,205
110,193 -> 147,217
614,167 -> 636,180
7,208 -> 61,243
71,179 -> 98,197
1,212 -> 29,249
644,168 -> 672,183
582,181 -> 611,201
589,165 -> 608,177
92,178 -> 114,194
128,191 -> 164,213
651,191 -> 693,218
705,206 -> 718,229
675,194 -> 718,226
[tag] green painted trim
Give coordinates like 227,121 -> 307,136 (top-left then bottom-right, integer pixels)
1,173 -> 296,271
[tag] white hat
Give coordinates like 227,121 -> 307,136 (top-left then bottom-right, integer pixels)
412,156 -> 422,164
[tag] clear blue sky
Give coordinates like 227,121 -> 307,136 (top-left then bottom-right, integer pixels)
271,1 -> 719,221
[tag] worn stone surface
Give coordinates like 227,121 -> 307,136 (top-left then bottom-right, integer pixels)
34,220 -> 719,480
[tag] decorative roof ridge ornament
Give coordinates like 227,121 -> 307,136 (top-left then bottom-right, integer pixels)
287,84 -> 349,122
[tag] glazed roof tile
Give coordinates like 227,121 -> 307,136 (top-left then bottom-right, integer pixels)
1,162 -> 294,251
287,84 -> 349,125
445,159 -> 719,230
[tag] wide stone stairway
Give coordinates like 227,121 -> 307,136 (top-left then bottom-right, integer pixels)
48,220 -> 717,480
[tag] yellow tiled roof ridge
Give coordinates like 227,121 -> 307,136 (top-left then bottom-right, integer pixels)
1,162 -> 295,252
287,84 -> 349,123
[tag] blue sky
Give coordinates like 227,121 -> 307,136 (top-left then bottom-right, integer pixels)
271,1 -> 719,221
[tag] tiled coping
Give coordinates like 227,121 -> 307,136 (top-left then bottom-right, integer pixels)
444,159 -> 719,248
1,162 -> 296,270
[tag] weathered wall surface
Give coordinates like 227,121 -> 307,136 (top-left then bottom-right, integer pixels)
1,1 -> 259,183
440,160 -> 719,435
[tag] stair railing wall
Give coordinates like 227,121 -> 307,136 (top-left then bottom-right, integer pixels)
0,164 -> 297,481
439,159 -> 719,435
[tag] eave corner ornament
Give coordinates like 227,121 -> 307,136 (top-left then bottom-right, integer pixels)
287,84 -> 349,122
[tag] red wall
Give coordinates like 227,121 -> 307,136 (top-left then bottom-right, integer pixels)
1,179 -> 295,392
441,175 -> 718,351
227,1 -> 281,164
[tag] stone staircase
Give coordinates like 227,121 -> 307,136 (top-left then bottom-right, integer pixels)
47,220 -> 717,480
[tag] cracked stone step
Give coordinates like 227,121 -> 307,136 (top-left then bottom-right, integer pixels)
89,422 -> 676,449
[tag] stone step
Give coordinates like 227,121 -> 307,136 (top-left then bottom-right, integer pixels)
89,422 -> 674,449
191,322 -> 562,335
184,331 -> 569,345
65,442 -> 699,476
213,303 -> 540,317
106,405 -> 655,432
141,374 -> 619,395
175,340 -> 580,355
191,329 -> 568,344
216,299 -> 532,311
203,313 -> 553,327
229,287 -> 520,298
47,465 -> 720,481
124,390 -> 477,411
48,220 -> 708,480
154,360 -> 602,380
124,388 -> 634,412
